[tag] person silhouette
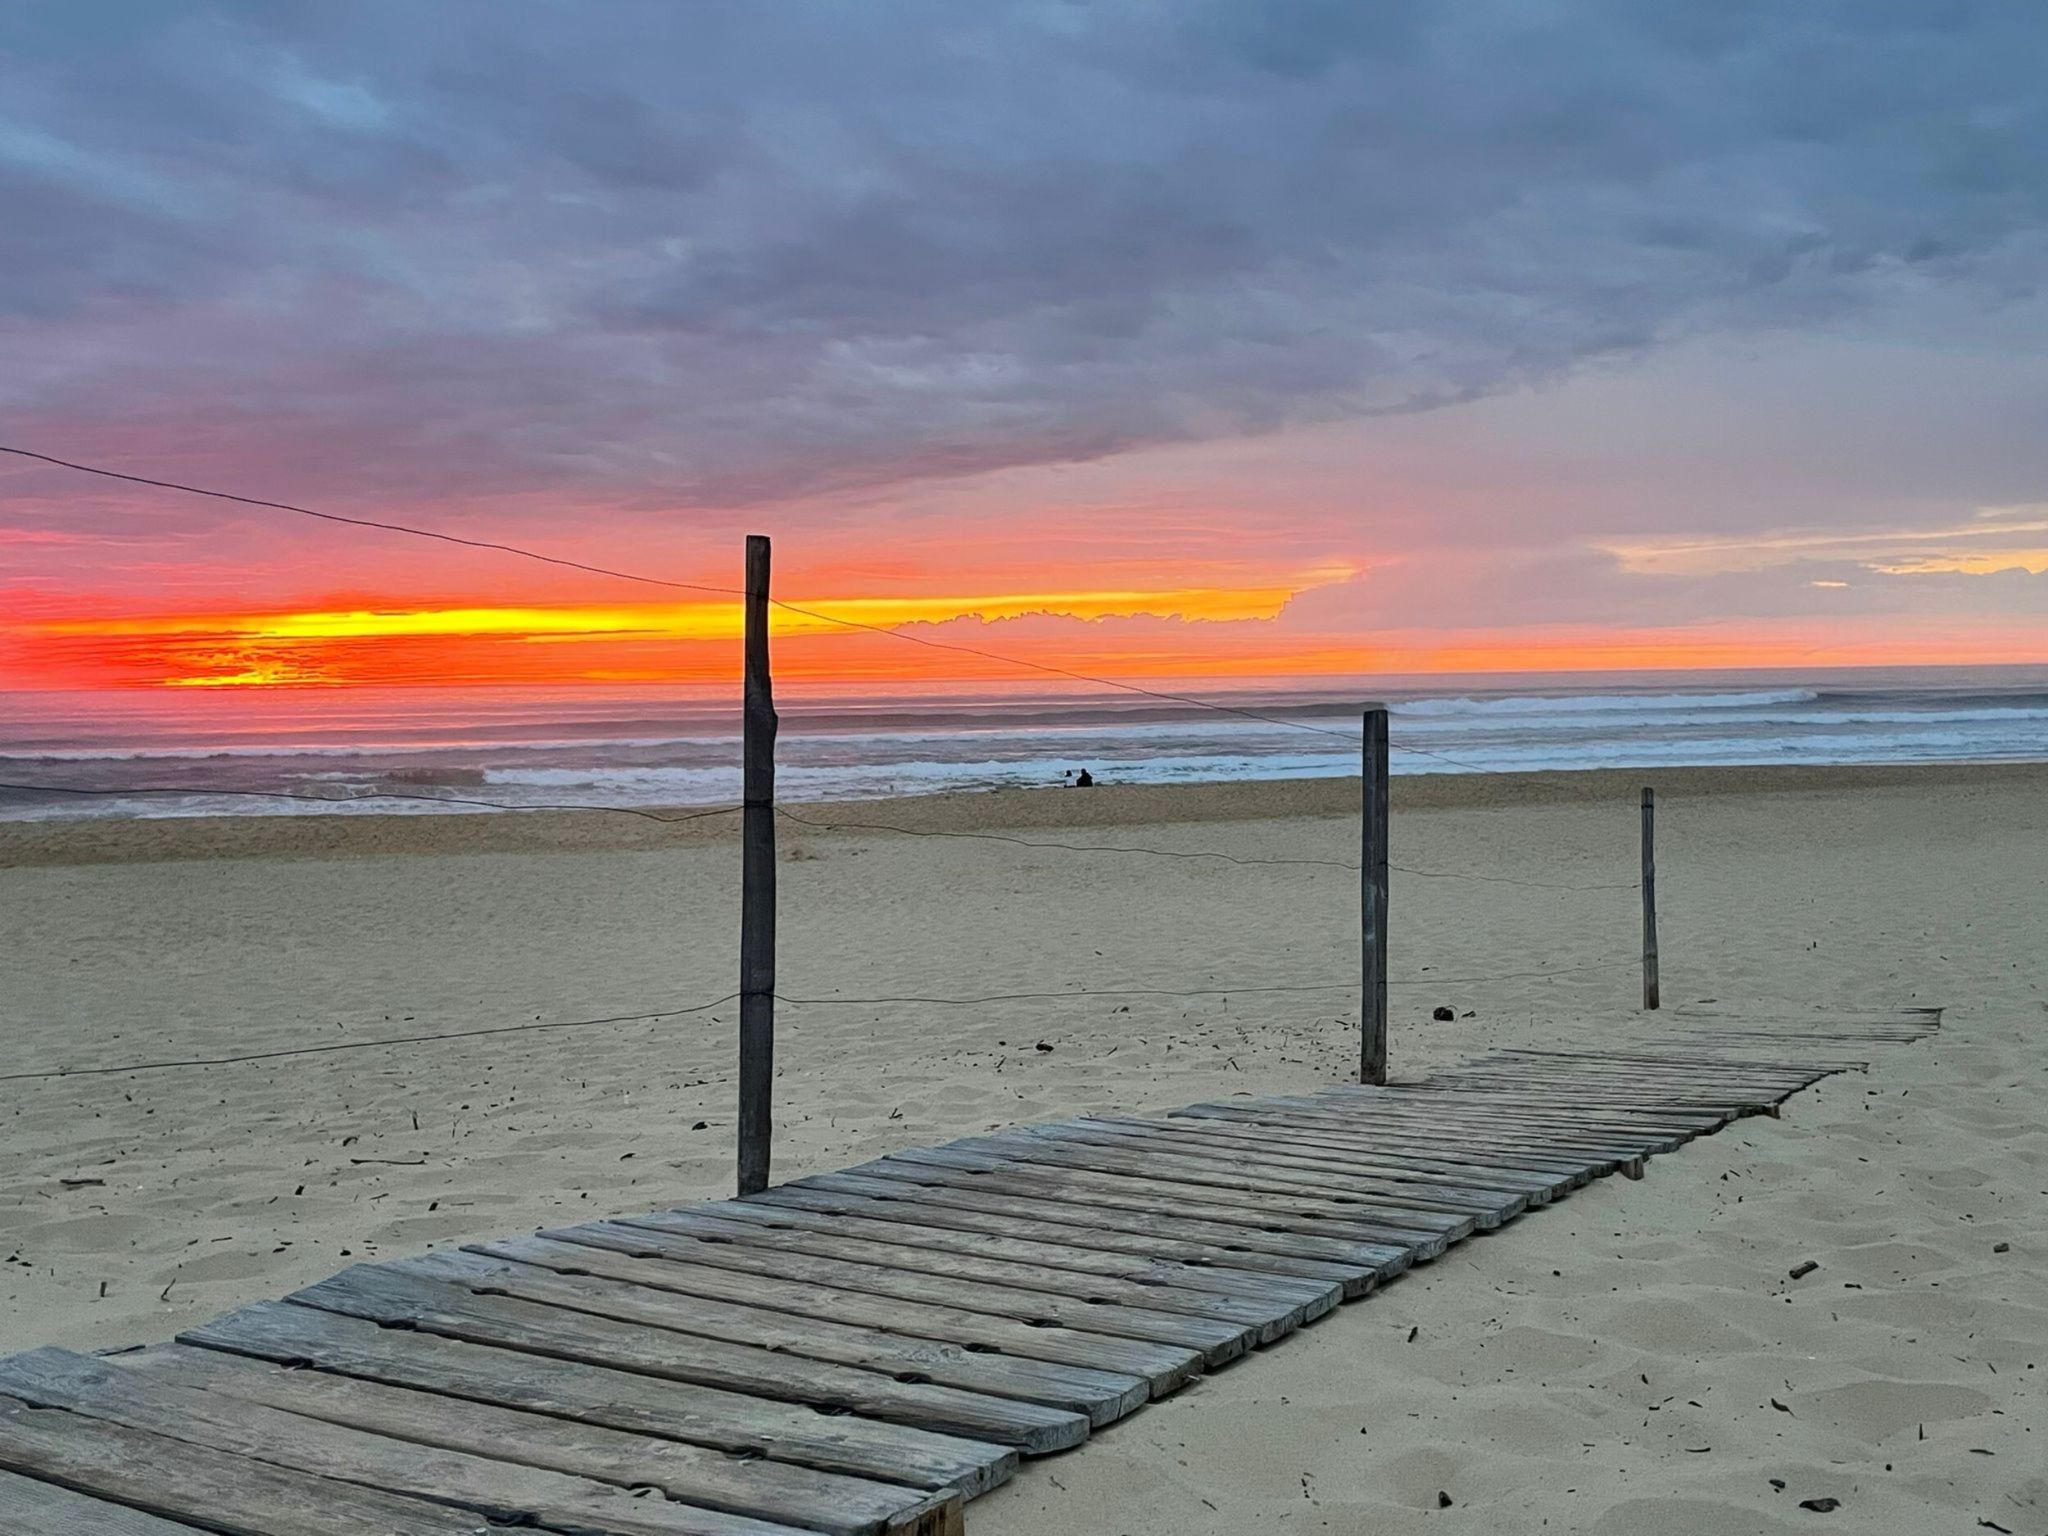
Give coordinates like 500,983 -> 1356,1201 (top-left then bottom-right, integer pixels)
1074,768 -> 1095,787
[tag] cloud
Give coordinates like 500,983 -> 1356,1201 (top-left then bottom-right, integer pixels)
1,0 -> 2044,513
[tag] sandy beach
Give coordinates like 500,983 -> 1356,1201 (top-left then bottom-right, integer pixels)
3,762 -> 2043,1533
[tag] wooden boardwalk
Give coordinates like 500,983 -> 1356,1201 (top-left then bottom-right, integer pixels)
0,1009 -> 1939,1535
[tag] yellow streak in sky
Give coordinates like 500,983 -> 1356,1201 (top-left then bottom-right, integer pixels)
39,586 -> 1298,643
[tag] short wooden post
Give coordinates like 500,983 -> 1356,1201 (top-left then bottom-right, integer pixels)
1361,705 -> 1389,1084
1640,785 -> 1660,1011
737,534 -> 778,1195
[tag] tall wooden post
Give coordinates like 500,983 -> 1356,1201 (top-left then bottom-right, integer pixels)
738,535 -> 778,1195
1361,705 -> 1389,1085
1640,786 -> 1660,1011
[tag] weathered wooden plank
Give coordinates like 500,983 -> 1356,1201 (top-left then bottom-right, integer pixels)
0,1349 -> 814,1536
1319,1081 -> 1733,1120
289,1266 -> 1090,1454
1174,1097 -> 1662,1159
0,1468 -> 204,1536
1111,1111 -> 1603,1183
1167,1103 -> 1626,1178
998,1124 -> 1528,1213
1440,1064 -> 1807,1099
1409,1066 -> 1772,1098
863,1149 -> 1468,1251
580,1212 -> 1267,1359
1291,1085 -> 1700,1132
1219,1093 -> 1686,1154
946,1131 -> 1524,1228
1063,1116 -> 1576,1202
1314,1087 -> 1727,1135
696,1195 -> 1342,1314
126,1344 -> 961,1536
0,1391 -> 492,1536
624,1207 -> 1310,1338
181,1302 -> 1014,1497
747,1182 -> 1388,1299
793,1171 -> 1415,1279
427,1242 -> 1162,1417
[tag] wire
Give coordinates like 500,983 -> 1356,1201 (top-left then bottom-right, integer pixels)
778,983 -> 1355,1007
779,807 -> 1634,888
1,960 -> 1638,1084
778,960 -> 1636,1008
0,996 -> 742,1083
1388,741 -> 1495,774
774,807 -> 1359,870
0,445 -> 737,597
0,780 -> 742,826
1388,861 -> 1638,892
767,596 -> 1358,740
1,443 -> 1360,742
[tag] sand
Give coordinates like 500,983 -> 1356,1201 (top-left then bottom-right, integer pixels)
2,762 -> 2043,1533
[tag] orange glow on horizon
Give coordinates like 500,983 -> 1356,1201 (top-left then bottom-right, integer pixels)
8,586 -> 1306,690
5,584 -> 2043,693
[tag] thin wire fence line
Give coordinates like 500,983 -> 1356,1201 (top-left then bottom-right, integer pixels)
0,780 -> 744,826
1,961 -> 1637,1083
3,441 -> 1412,748
774,807 -> 1360,870
0,782 -> 1638,889
0,996 -> 742,1084
776,961 -> 1635,1007
782,806 -> 1638,889
0,445 -> 737,598
1388,861 -> 1639,892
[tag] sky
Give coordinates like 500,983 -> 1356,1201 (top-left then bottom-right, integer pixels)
3,0 -> 2046,693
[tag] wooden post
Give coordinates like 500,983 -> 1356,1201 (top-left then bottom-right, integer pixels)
1640,785 -> 1660,1011
738,534 -> 778,1195
1361,705 -> 1389,1085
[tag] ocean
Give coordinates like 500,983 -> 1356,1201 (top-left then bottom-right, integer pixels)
2,666 -> 2045,821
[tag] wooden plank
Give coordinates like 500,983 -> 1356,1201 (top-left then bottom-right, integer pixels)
0,1349 -> 814,1536
1064,1116 -> 1577,1201
697,1195 -> 1342,1313
1111,1111 -> 1603,1183
1226,1093 -> 1690,1153
1317,1087 -> 1731,1133
289,1266 -> 1090,1454
997,1123 -> 1530,1212
0,1390 -> 492,1536
1167,1103 -> 1628,1177
865,1149 -> 1469,1251
1185,1096 -> 1671,1158
429,1242 -> 1164,1416
626,1207 -> 1312,1337
181,1301 -> 1014,1497
1404,1065 -> 1816,1101
747,1182 -> 1389,1299
793,1171 -> 1415,1279
949,1130 -> 1525,1228
578,1213 -> 1267,1359
1294,1085 -> 1704,1132
1318,1081 -> 1734,1122
126,1345 -> 961,1536
0,1468 -> 204,1536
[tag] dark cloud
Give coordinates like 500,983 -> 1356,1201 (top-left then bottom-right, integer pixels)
2,0 -> 2043,509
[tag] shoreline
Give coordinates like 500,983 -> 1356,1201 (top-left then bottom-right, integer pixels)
4,758 -> 2046,867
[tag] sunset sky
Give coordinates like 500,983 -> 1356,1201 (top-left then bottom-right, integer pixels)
4,3 -> 2046,693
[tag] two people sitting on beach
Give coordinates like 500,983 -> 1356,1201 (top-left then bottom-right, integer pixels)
1063,768 -> 1096,787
